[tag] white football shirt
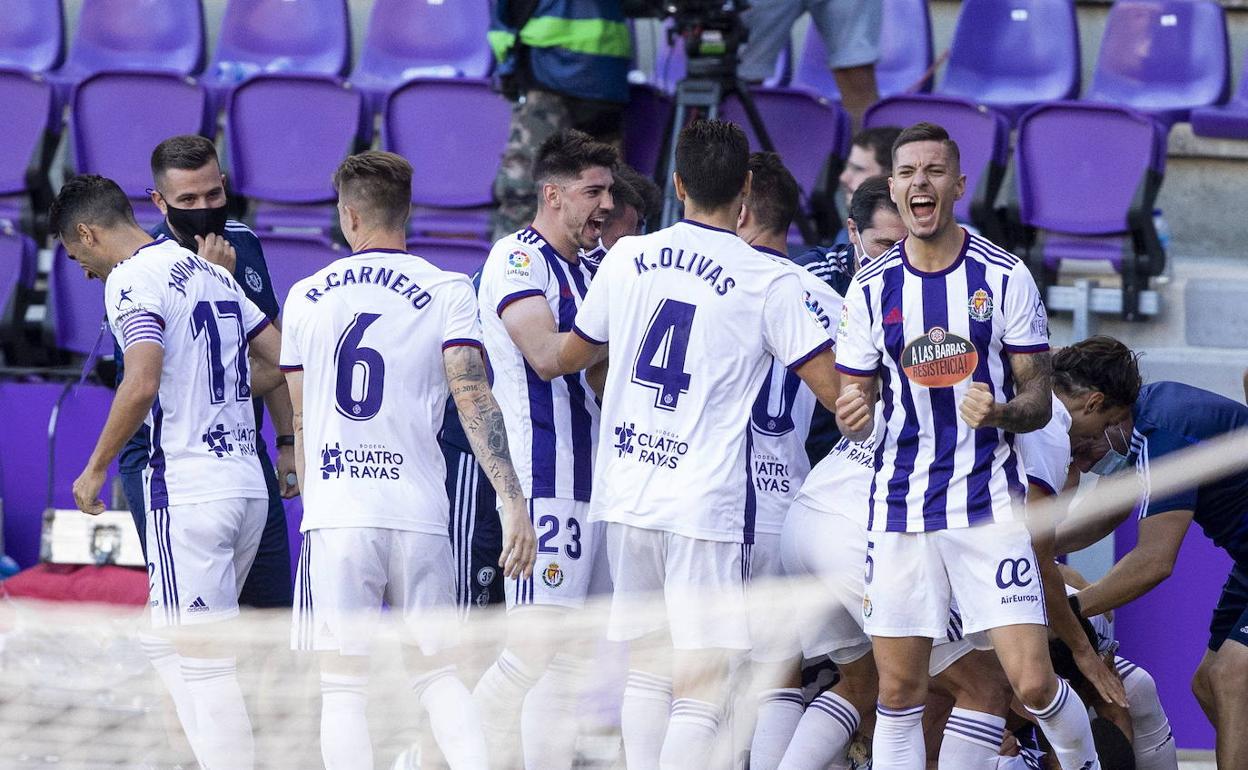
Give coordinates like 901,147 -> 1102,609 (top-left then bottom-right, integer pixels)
835,230 -> 1050,533
793,403 -> 884,529
1016,393 -> 1072,496
477,227 -> 600,501
749,246 -> 843,534
280,249 -> 482,534
104,237 -> 270,509
574,220 -> 833,544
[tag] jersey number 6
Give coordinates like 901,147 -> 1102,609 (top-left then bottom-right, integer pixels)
335,313 -> 386,421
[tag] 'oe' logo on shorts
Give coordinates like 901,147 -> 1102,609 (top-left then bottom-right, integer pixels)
995,558 -> 1033,589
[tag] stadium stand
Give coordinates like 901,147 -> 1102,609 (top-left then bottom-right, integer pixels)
1014,100 -> 1168,322
405,236 -> 491,277
384,77 -> 510,239
936,0 -> 1081,123
256,233 -> 343,307
226,73 -> 363,235
44,244 -> 106,357
1191,51 -> 1248,139
70,71 -> 211,228
0,231 -> 32,361
864,94 -> 1010,242
0,69 -> 54,234
0,0 -> 66,74
1087,0 -> 1230,129
791,0 -> 933,99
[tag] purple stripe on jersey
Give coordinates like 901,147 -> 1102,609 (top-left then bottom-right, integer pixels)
881,264 -> 918,532
965,258 -> 998,525
788,338 -> 833,370
566,258 -> 592,298
835,363 -> 879,377
920,268 -> 955,531
572,325 -> 606,345
1004,343 -> 1050,354
544,248 -> 595,501
246,317 -> 270,341
743,423 -> 756,544
523,360 -> 559,498
442,338 -> 483,350
279,364 -> 303,372
148,396 -> 169,509
497,288 -> 545,315
1026,474 -> 1058,496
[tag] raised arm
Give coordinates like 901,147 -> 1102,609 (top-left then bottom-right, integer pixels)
961,351 -> 1053,434
835,373 -> 878,442
444,344 -> 536,579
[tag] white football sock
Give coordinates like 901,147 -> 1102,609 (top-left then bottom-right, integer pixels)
1025,678 -> 1101,770
319,673 -> 371,770
621,670 -> 672,770
872,702 -> 926,770
138,634 -> 200,753
181,656 -> 254,770
939,707 -> 1005,770
472,649 -> 537,767
778,690 -> 859,770
521,655 -> 583,770
415,665 -> 488,770
749,688 -> 805,770
659,698 -> 722,769
1118,659 -> 1177,770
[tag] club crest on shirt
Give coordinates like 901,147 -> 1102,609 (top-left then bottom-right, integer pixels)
968,289 -> 994,322
244,265 -> 263,293
506,249 -> 532,279
541,562 -> 564,588
901,327 -> 978,388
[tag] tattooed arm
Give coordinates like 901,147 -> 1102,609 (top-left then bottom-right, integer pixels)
959,351 -> 1053,434
444,344 -> 536,579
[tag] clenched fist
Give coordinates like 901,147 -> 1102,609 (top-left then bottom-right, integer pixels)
959,382 -> 999,429
836,383 -> 873,439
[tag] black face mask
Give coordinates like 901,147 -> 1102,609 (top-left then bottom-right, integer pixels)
164,201 -> 228,251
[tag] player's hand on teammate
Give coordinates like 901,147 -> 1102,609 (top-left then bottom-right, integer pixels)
72,466 -> 107,516
1076,645 -> 1129,708
196,233 -> 237,274
836,383 -> 873,438
277,446 -> 300,498
499,500 -> 537,580
959,382 -> 1000,429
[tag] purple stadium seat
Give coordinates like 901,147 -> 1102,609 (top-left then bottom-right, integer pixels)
46,244 -> 106,356
204,0 -> 351,113
0,0 -> 66,73
1087,0 -> 1229,128
1191,52 -> 1248,139
865,94 -> 1011,238
227,74 -> 362,234
793,0 -> 933,100
938,0 -> 1080,122
721,87 -> 849,197
0,381 -> 65,566
1015,101 -> 1167,318
258,234 -> 344,308
353,0 -> 492,115
407,237 -> 491,276
48,383 -> 119,511
384,78 -> 510,239
0,69 -> 52,229
50,0 -> 205,106
0,232 -> 29,344
70,71 -> 209,227
623,84 -> 673,178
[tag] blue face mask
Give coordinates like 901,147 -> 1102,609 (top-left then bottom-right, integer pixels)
1090,449 -> 1130,476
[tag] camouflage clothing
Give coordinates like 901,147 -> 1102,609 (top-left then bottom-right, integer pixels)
490,88 -> 624,242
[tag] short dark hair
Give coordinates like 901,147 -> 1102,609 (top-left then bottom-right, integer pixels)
675,119 -> 750,209
847,175 -> 898,232
49,174 -> 136,239
151,134 -> 220,182
532,129 -> 618,187
332,151 -> 414,231
852,126 -> 903,173
892,122 -> 961,171
1053,336 -> 1142,408
614,164 -> 662,226
745,152 -> 800,235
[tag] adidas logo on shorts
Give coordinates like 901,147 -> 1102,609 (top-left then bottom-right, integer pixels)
187,596 -> 210,614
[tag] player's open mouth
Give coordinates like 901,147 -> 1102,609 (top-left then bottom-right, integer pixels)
585,216 -> 605,238
910,195 -> 936,223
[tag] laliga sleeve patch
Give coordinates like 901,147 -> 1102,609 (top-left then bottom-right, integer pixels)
902,326 -> 978,388
505,249 -> 533,280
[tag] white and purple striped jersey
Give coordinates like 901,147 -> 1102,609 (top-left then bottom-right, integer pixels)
478,227 -> 600,502
573,220 -> 833,544
750,246 -> 843,534
104,237 -> 270,510
835,231 -> 1050,533
1017,394 -> 1072,497
280,249 -> 483,534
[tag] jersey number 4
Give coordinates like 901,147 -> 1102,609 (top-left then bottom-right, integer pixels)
632,299 -> 696,411
335,313 -> 386,421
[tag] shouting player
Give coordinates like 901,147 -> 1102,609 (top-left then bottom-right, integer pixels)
281,152 -> 536,769
473,130 -> 616,770
60,175 -> 283,769
834,123 -> 1102,770
555,120 -> 840,769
